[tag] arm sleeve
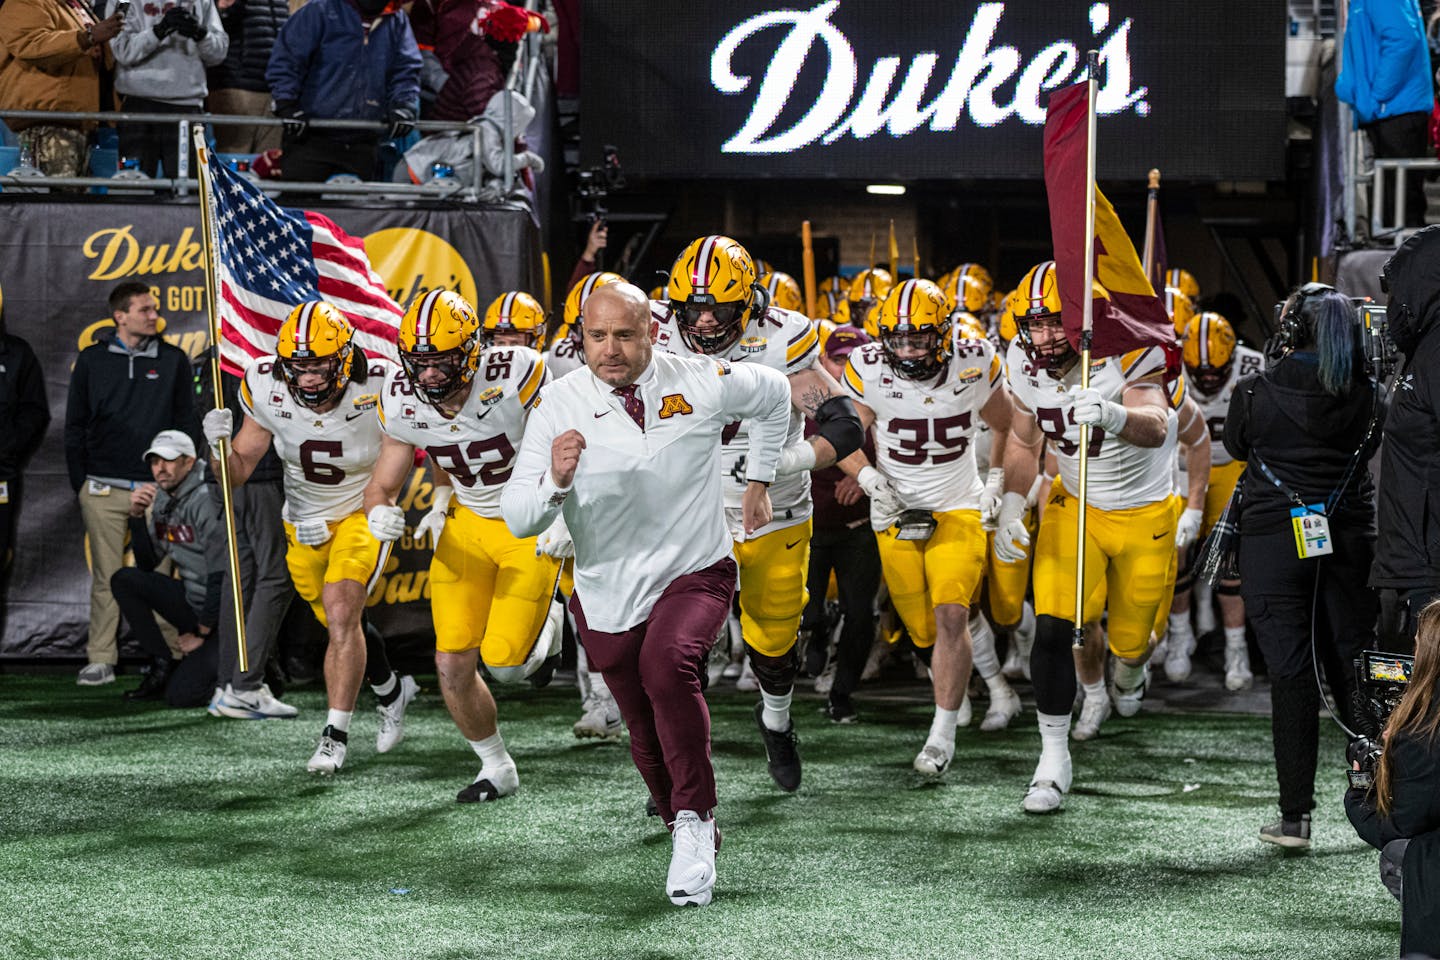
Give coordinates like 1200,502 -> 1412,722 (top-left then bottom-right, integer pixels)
264,7 -> 312,103
1222,377 -> 1253,463
4,341 -> 50,469
386,16 -> 422,109
0,2 -> 89,70
1345,787 -> 1386,850
197,0 -> 230,66
128,515 -> 160,571
1370,6 -> 1419,105
1382,736 -> 1440,839
107,0 -> 161,67
64,355 -> 90,492
719,363 -> 790,485
499,396 -> 566,537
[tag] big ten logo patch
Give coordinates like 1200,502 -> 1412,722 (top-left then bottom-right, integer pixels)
658,393 -> 694,418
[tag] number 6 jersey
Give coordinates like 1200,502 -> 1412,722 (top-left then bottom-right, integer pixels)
377,345 -> 548,519
240,353 -> 394,524
841,337 -> 1002,512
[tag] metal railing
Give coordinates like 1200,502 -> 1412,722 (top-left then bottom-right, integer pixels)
1359,157 -> 1440,243
0,109 -> 517,201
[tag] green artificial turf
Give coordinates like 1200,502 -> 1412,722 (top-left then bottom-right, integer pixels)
0,675 -> 1398,960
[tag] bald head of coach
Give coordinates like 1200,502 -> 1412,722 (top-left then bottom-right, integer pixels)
501,280 -> 792,909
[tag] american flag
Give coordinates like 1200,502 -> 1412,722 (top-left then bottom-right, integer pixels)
203,152 -> 404,375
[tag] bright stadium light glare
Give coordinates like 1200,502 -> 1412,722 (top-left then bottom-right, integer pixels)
866,184 -> 906,196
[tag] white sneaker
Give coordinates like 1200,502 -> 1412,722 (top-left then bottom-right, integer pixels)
735,657 -> 759,693
206,686 -> 224,717
77,663 -> 115,686
667,810 -> 717,907
456,761 -> 520,803
1164,636 -> 1194,683
957,694 -> 972,728
215,683 -> 299,719
913,739 -> 953,777
979,683 -> 1022,732
1071,692 -> 1111,741
307,727 -> 347,775
813,659 -> 836,696
1111,662 -> 1150,719
1224,642 -> 1254,691
375,675 -> 419,753
1022,751 -> 1073,814
574,692 -> 624,739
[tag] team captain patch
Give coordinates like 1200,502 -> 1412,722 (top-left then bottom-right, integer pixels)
658,394 -> 694,418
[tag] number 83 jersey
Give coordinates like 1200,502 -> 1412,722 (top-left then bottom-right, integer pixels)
378,345 -> 547,519
842,338 -> 1002,512
240,353 -> 393,524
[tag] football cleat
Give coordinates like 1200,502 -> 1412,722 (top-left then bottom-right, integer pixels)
754,702 -> 802,792
666,810 -> 717,907
456,761 -> 520,803
1110,662 -> 1150,718
979,683 -> 1022,732
912,740 -> 953,777
573,691 -> 624,739
1164,637 -> 1195,684
1071,692 -> 1111,741
1225,641 -> 1255,691
375,675 -> 419,753
307,725 -> 348,775
1022,751 -> 1073,814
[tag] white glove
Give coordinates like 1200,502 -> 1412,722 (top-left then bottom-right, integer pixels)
367,505 -> 406,543
293,518 -> 332,547
992,492 -> 1032,564
979,467 -> 1005,531
1067,385 -> 1128,434
536,512 -> 574,559
414,486 -> 452,547
1174,507 -> 1205,550
202,408 -> 232,458
518,150 -> 545,174
858,465 -> 905,532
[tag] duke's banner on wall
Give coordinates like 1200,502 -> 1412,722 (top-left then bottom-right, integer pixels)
0,198 -> 542,658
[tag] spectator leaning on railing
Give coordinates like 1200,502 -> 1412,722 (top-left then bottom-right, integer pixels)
106,0 -> 228,178
0,0 -> 122,176
264,0 -> 420,182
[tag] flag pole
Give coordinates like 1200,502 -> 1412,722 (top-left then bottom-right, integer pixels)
887,220 -> 898,278
801,220 -> 818,319
1142,168 -> 1160,293
191,127 -> 249,673
1073,50 -> 1100,649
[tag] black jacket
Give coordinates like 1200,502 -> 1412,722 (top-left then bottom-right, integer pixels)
1223,354 -> 1379,536
64,331 -> 196,492
1346,718 -> 1440,957
193,359 -> 282,484
208,0 -> 290,94
0,332 -> 50,480
1373,226 -> 1440,590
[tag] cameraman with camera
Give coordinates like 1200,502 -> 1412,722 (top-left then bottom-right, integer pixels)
1371,227 -> 1440,654
1346,601 -> 1440,957
1224,283 -> 1381,849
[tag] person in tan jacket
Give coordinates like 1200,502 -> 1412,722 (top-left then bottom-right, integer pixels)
0,0 -> 122,176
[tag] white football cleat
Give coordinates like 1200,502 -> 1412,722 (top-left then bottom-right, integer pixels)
375,675 -> 419,753
1224,641 -> 1254,691
573,691 -> 624,739
1164,638 -> 1194,684
307,727 -> 347,775
1111,662 -> 1150,719
1071,692 -> 1111,741
667,810 -> 717,907
1022,751 -> 1073,814
456,761 -> 519,803
912,739 -> 953,777
979,683 -> 1022,732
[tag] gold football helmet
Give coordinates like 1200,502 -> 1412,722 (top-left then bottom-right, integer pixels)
848,267 -> 893,326
399,290 -> 482,405
876,279 -> 950,380
276,301 -> 355,407
1182,311 -> 1237,394
1010,261 -> 1086,374
560,271 -> 624,342
945,271 -> 990,314
666,235 -> 764,355
1166,267 -> 1200,301
761,270 -> 804,313
483,291 -> 547,349
1165,285 -> 1196,336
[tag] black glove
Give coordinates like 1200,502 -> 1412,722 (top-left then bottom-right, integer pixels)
385,104 -> 416,141
174,9 -> 205,39
153,7 -> 187,38
272,100 -> 308,140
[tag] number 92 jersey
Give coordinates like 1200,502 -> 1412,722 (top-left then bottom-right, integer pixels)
1004,341 -> 1180,511
239,353 -> 392,524
378,345 -> 547,519
841,337 -> 1002,512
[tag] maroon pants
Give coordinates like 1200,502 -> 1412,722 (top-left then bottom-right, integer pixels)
570,557 -> 737,823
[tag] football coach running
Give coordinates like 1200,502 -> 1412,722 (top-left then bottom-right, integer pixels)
502,282 -> 790,909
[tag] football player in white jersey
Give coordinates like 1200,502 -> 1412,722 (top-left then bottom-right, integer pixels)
202,302 -> 416,775
654,235 -> 866,793
994,262 -> 1194,813
546,272 -> 627,738
362,290 -> 554,802
1165,311 -> 1262,689
839,279 -> 1018,775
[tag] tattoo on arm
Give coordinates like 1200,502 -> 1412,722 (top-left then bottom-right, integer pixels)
796,383 -> 833,418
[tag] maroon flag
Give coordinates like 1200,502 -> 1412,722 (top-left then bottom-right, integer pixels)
1043,82 -> 1175,360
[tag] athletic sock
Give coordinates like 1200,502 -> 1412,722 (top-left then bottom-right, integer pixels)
589,669 -> 613,701
1167,612 -> 1194,652
1036,711 -> 1071,762
1224,625 -> 1247,650
325,709 -> 353,736
969,614 -> 1001,679
1081,678 -> 1106,702
1113,659 -> 1146,692
760,689 -> 792,732
468,732 -> 511,769
372,672 -> 400,706
928,706 -> 960,747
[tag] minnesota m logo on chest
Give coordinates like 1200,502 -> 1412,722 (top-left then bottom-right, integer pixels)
658,394 -> 694,419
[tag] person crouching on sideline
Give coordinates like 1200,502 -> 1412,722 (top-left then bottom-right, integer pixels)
501,283 -> 790,908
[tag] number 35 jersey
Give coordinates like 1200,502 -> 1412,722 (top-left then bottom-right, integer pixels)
377,345 -> 547,519
841,338 -> 1002,513
1004,341 -> 1178,512
240,353 -> 393,524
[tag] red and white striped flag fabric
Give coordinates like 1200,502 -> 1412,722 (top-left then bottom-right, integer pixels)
203,152 -> 403,375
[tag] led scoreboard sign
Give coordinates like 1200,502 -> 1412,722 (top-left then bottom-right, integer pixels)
581,1 -> 1285,181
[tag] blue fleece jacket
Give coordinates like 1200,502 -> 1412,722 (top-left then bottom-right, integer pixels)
1336,0 -> 1434,126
